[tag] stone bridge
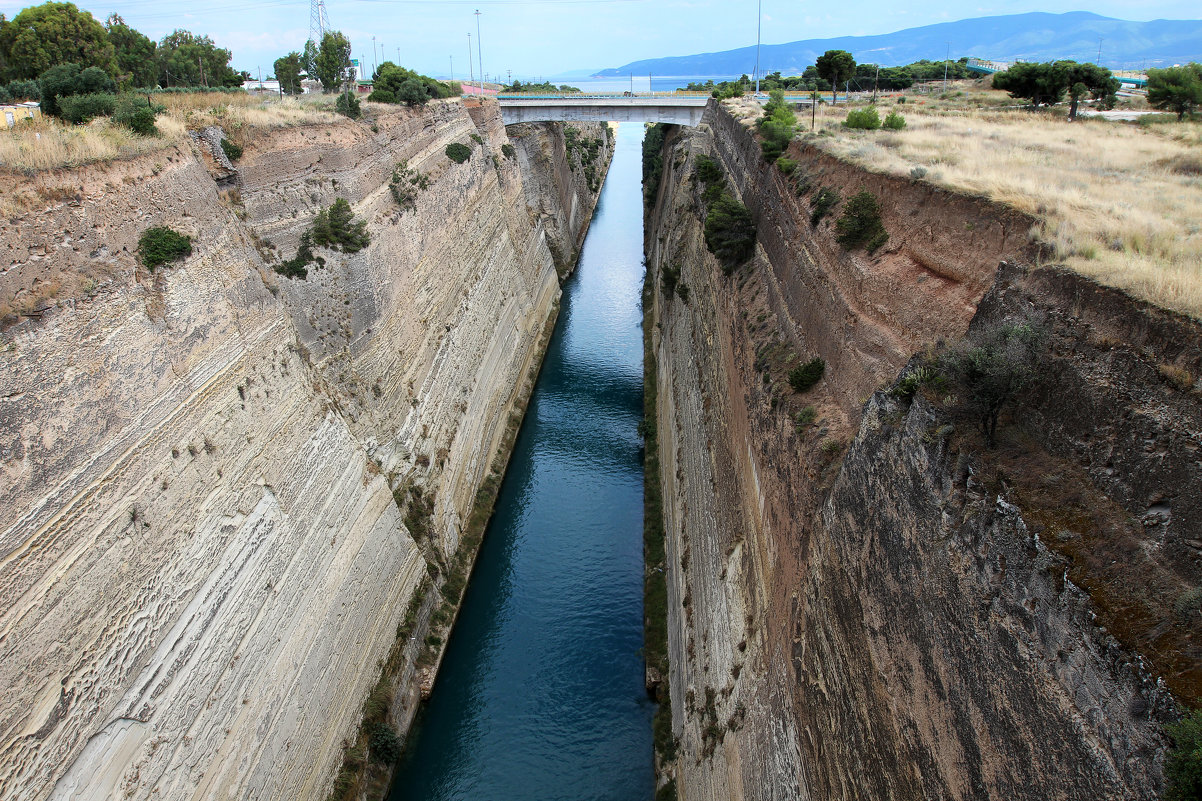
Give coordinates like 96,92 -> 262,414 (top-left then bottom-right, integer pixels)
498,93 -> 710,126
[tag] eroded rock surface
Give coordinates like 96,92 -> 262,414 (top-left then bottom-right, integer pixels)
0,101 -> 610,801
645,102 -> 1197,800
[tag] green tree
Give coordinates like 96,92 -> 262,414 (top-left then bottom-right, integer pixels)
37,62 -> 115,116
758,88 -> 796,161
315,30 -> 352,92
942,322 -> 1043,447
1165,708 -> 1202,801
815,49 -> 855,104
273,51 -> 303,95
1147,63 -> 1202,121
992,62 -> 1060,107
0,2 -> 114,81
156,30 -> 237,87
106,14 -> 156,89
1060,61 -> 1118,119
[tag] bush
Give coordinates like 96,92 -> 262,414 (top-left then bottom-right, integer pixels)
941,322 -> 1043,446
58,93 -> 116,124
844,107 -> 881,130
758,89 -> 796,161
113,96 -> 160,135
369,723 -> 403,764
335,90 -> 361,119
276,231 -> 323,279
1165,708 -> 1202,801
38,63 -> 116,117
366,88 -> 396,104
788,358 -> 826,392
138,226 -> 192,271
445,142 -> 471,164
220,138 -> 243,161
704,194 -> 756,274
810,187 -> 840,225
5,79 -> 40,101
501,143 -> 516,158
882,110 -> 906,130
396,78 -> 429,106
835,190 -> 889,252
312,198 -> 370,252
695,154 -> 724,187
776,157 -> 798,175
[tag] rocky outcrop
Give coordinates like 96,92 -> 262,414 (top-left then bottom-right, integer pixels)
0,99 -> 609,801
508,120 -> 614,278
645,102 -> 1198,800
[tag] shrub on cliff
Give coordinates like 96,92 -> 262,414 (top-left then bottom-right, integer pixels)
138,226 -> 192,270
758,89 -> 796,161
335,90 -> 361,119
275,231 -> 323,279
1165,708 -> 1202,801
704,194 -> 756,274
844,107 -> 881,130
219,137 -> 242,161
788,357 -> 825,392
810,187 -> 840,225
366,88 -> 396,104
835,190 -> 889,253
642,123 -> 668,201
390,160 -> 429,212
445,142 -> 471,164
941,321 -> 1044,447
313,198 -> 370,252
369,723 -> 403,764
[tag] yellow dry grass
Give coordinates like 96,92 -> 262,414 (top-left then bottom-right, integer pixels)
792,97 -> 1202,319
0,92 -> 342,172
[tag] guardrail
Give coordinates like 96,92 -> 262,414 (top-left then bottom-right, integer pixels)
496,91 -> 715,100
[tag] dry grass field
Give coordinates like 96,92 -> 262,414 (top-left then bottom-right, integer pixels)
743,84 -> 1202,318
0,92 -> 344,172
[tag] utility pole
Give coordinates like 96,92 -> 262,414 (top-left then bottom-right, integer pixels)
372,36 -> 377,77
755,0 -> 762,95
943,42 -> 950,93
630,72 -> 633,94
475,9 -> 483,93
450,55 -> 454,85
873,64 -> 879,102
507,69 -> 512,87
468,33 -> 474,93
1097,37 -> 1103,66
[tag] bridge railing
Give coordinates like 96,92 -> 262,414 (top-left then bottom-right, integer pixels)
495,91 -> 714,100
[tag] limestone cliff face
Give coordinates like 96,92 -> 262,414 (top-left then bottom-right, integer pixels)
645,103 -> 1197,800
0,100 -> 607,801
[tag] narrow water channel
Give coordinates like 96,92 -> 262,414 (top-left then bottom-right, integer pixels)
387,123 -> 653,801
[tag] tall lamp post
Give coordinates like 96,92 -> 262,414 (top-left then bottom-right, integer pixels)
755,0 -> 762,96
475,9 -> 483,93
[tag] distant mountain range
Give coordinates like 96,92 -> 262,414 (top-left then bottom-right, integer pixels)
593,11 -> 1202,77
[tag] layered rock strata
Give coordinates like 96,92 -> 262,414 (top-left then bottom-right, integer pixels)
645,103 -> 1198,800
0,102 -> 609,800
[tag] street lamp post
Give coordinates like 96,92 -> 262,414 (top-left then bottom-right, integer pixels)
468,32 -> 474,93
755,0 -> 762,95
475,9 -> 483,93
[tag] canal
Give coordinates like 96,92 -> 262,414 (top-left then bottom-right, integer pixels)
387,123 -> 654,800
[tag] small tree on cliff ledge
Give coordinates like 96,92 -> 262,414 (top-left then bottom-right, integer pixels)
942,321 -> 1043,447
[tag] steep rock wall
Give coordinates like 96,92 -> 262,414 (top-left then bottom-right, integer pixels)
645,102 -> 1195,800
0,100 -> 608,801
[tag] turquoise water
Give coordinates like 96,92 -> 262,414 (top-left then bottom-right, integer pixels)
387,123 -> 653,801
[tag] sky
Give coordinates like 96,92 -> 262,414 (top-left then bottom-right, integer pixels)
1,0 -> 1200,81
